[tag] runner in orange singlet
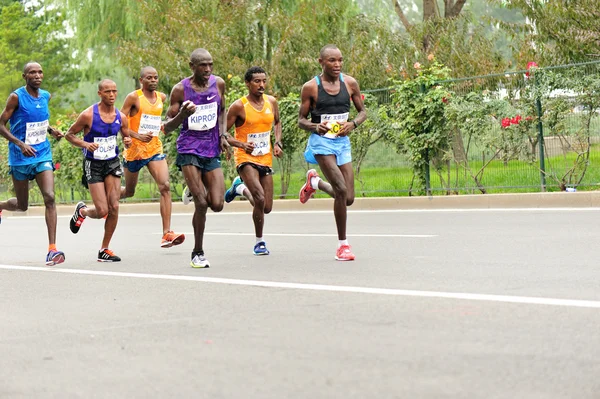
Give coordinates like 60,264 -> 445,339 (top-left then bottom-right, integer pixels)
222,66 -> 282,255
120,66 -> 184,248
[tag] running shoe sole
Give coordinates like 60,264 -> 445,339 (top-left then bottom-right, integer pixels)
161,234 -> 186,248
45,253 -> 65,266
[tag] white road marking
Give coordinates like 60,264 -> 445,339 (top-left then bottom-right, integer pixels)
1,264 -> 600,309
6,207 -> 600,220
156,232 -> 437,238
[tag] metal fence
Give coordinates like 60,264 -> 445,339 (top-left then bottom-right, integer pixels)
3,61 -> 600,204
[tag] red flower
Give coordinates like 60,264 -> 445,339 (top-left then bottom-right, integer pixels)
525,62 -> 539,78
55,162 -> 61,170
501,118 -> 511,128
442,97 -> 448,104
361,94 -> 365,100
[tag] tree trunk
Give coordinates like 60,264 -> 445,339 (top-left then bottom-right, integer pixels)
444,0 -> 467,18
392,0 -> 412,30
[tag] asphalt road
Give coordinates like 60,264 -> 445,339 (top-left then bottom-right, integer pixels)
1,208 -> 600,398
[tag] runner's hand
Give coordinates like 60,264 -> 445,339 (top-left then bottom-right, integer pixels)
86,142 -> 99,152
136,132 -> 153,143
48,127 -> 63,140
123,136 -> 132,148
337,121 -> 353,137
273,144 -> 283,158
242,142 -> 254,154
316,122 -> 329,135
219,136 -> 230,155
18,142 -> 36,157
180,100 -> 196,117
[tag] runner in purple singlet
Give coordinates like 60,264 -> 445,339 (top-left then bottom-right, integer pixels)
163,48 -> 229,268
65,79 -> 131,262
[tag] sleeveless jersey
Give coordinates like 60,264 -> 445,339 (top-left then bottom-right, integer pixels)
234,95 -> 274,167
177,75 -> 221,158
123,89 -> 164,161
309,74 -> 351,130
82,103 -> 122,161
8,86 -> 52,166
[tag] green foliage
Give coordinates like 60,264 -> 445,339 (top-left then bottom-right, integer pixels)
0,1 -> 71,101
349,93 -> 388,195
490,0 -> 600,65
386,61 -> 453,194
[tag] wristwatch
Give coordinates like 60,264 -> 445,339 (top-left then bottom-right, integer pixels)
352,120 -> 358,128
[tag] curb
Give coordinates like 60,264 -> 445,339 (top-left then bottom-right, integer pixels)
3,191 -> 599,217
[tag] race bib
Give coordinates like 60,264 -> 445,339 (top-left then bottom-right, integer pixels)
247,131 -> 271,156
321,113 -> 348,139
93,136 -> 117,160
138,114 -> 162,136
25,120 -> 49,145
188,102 -> 218,131
320,112 -> 349,124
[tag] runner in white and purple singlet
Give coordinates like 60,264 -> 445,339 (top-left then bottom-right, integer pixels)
163,48 -> 229,268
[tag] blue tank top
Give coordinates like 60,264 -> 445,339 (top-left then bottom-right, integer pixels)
82,103 -> 122,161
310,74 -> 351,126
8,86 -> 52,166
177,75 -> 221,158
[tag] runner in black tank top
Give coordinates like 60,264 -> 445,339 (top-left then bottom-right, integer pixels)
297,44 -> 367,262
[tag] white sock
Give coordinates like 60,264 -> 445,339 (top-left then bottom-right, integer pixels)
236,183 -> 247,196
256,237 -> 263,244
338,240 -> 349,248
310,176 -> 320,190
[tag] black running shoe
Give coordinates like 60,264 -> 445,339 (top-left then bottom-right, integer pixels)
70,201 -> 87,234
98,249 -> 121,262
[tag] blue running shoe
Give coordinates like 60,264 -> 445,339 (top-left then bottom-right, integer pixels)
225,176 -> 243,203
253,241 -> 270,256
45,249 -> 65,266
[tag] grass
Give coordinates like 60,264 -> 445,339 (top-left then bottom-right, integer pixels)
3,140 -> 600,205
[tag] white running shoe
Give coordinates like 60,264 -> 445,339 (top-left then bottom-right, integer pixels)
182,186 -> 193,205
190,252 -> 210,268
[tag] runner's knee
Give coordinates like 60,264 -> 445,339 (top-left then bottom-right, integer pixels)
157,180 -> 170,195
41,191 -> 55,207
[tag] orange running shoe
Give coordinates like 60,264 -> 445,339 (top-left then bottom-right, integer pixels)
335,245 -> 355,261
161,231 -> 186,248
299,169 -> 318,204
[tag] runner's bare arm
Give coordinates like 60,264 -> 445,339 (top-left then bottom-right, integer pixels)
298,80 -> 328,134
119,112 -> 132,148
217,77 -> 230,153
224,100 -> 251,151
121,92 -> 151,142
65,107 -> 98,152
348,76 -> 367,130
270,96 -> 283,158
0,93 -> 36,156
163,83 -> 195,134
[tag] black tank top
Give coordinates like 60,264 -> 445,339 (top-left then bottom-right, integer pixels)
310,74 -> 351,125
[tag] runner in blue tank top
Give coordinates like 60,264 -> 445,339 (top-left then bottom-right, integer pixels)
65,79 -> 131,262
298,44 -> 367,262
164,48 -> 229,268
0,62 -> 65,266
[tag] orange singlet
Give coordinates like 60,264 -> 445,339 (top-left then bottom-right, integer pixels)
234,95 -> 274,167
123,89 -> 164,161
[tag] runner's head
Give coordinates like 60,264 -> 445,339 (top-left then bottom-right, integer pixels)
318,44 -> 343,78
23,62 -> 43,90
139,66 -> 158,92
189,48 -> 213,80
98,79 -> 118,107
244,66 -> 267,97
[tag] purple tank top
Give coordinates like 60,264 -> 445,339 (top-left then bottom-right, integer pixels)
177,75 -> 221,158
83,103 -> 121,160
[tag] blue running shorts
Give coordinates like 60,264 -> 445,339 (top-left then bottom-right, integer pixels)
304,133 -> 352,166
123,153 -> 166,173
9,160 -> 54,181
